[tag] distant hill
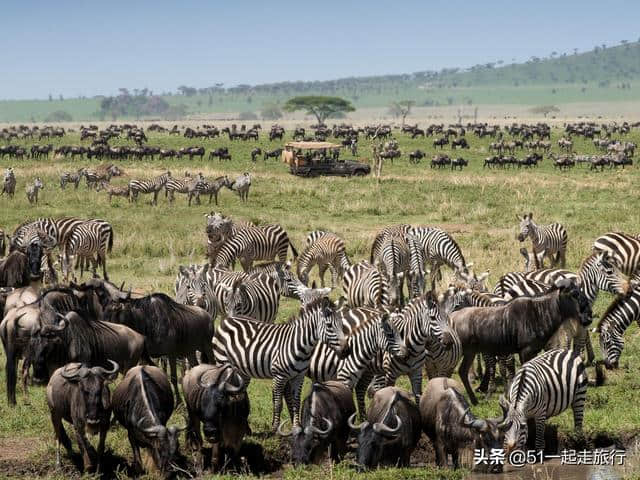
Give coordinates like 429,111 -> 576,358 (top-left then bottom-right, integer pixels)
2,41 -> 639,122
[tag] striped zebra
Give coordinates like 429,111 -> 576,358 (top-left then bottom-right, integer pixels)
410,226 -> 469,288
246,261 -> 304,301
593,232 -> 640,280
174,264 -> 216,317
296,232 -> 351,287
26,178 -> 44,204
375,235 -> 410,307
597,285 -> 640,369
214,224 -> 298,272
405,233 -> 426,298
205,212 -> 254,264
165,174 -> 206,206
62,220 -> 114,281
499,349 -> 587,453
82,168 -> 110,189
305,230 -> 330,246
341,260 -> 390,308
230,172 -> 251,202
129,171 -> 171,205
369,224 -> 411,264
60,169 -> 83,190
198,176 -> 233,206
212,297 -> 347,431
517,213 -> 568,269
2,168 -> 16,198
366,293 -> 461,403
219,272 -> 281,322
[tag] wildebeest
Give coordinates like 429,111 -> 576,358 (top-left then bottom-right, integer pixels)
348,387 -> 421,469
46,361 -> 119,471
250,148 -> 262,162
111,366 -> 184,476
451,279 -> 591,404
279,381 -> 355,465
408,150 -> 425,164
0,240 -> 44,288
182,364 -> 250,471
420,377 -> 503,471
28,311 -> 148,386
264,148 -> 283,160
103,292 -> 214,402
451,157 -> 468,170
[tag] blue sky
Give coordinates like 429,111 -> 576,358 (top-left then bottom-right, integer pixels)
2,0 -> 639,99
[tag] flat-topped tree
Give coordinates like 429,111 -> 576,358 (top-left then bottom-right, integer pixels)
283,96 -> 355,125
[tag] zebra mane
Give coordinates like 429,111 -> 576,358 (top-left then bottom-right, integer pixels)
288,296 -> 334,324
513,368 -> 528,408
597,291 -> 632,331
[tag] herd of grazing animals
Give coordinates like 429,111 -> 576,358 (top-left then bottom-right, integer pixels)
2,201 -> 640,477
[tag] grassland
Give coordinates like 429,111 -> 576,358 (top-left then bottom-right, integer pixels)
0,125 -> 639,478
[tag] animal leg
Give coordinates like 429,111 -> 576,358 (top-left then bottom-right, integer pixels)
271,376 -> 287,432
408,368 -> 423,403
51,413 -> 73,466
289,374 -> 305,428
317,264 -> 327,288
169,356 -> 181,404
534,417 -> 547,452
459,353 -> 478,405
355,372 -> 373,420
128,431 -> 143,474
96,426 -> 107,472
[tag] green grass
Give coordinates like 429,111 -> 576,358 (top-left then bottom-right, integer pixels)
1,126 -> 639,478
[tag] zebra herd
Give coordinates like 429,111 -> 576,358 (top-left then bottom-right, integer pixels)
2,209 -> 640,473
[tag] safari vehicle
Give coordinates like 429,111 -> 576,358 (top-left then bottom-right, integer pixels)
282,141 -> 371,177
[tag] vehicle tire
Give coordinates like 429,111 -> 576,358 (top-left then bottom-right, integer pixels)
353,170 -> 367,177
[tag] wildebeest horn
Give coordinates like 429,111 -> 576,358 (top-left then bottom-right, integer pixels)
51,317 -> 67,331
168,425 -> 186,433
372,414 -> 402,437
61,364 -> 89,380
307,417 -> 333,437
220,368 -> 244,393
119,281 -> 125,291
348,413 -> 369,431
92,360 -> 119,378
142,424 -> 165,436
277,419 -> 302,437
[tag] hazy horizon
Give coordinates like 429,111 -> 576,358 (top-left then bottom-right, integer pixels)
2,0 -> 639,101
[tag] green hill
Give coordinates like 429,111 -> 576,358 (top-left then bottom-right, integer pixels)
2,41 -> 640,122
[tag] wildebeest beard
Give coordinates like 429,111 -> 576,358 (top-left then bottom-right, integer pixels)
27,241 -> 43,279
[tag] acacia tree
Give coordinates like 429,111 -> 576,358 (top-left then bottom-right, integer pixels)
388,100 -> 415,124
283,96 -> 355,125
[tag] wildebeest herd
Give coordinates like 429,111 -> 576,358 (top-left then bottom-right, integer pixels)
1,199 -> 639,477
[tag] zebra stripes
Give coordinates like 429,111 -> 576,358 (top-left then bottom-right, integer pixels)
60,169 -> 83,190
341,260 -> 390,308
62,220 -> 114,281
597,285 -> 640,369
205,212 -> 253,264
376,235 -> 410,307
214,224 -> 298,271
501,349 -> 587,453
296,232 -> 350,287
212,297 -> 346,430
26,178 -> 44,204
517,213 -> 568,268
410,226 -> 468,287
220,272 -> 281,323
230,172 -> 251,202
2,168 -> 16,197
370,224 -> 411,264
129,171 -> 171,205
405,233 -> 426,298
593,232 -> 640,280
174,264 -> 216,317
165,174 -> 206,205
198,176 -> 232,206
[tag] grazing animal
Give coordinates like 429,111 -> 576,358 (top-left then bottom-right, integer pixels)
198,176 -> 233,206
0,240 -> 44,288
129,171 -> 171,205
219,272 -> 281,323
230,172 -> 251,202
593,232 -> 640,280
96,181 -> 130,203
376,235 -> 410,307
420,378 -> 503,471
341,260 -> 390,308
62,220 -> 114,282
408,150 -> 425,164
499,349 -> 587,454
165,174 -> 207,206
279,381 -> 356,465
349,387 -> 422,469
103,292 -> 214,402
182,364 -> 250,471
2,167 -> 16,197
46,361 -> 119,471
297,232 -> 351,288
597,285 -> 640,369
250,147 -> 262,162
26,177 -> 44,204
410,226 -> 469,287
451,279 -> 592,404
212,297 -> 347,431
405,233 -> 426,298
370,224 -> 412,264
517,213 -> 568,268
111,366 -> 184,475
60,169 -> 84,190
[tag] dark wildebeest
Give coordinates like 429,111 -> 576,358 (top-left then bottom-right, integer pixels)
103,292 -> 214,402
111,366 -> 184,476
408,150 -> 425,164
263,148 -> 283,161
28,311 -> 148,386
279,381 -> 356,465
182,364 -> 250,471
0,241 -> 44,288
420,377 -> 503,472
348,387 -> 421,469
46,361 -> 119,472
1,287 -> 102,405
451,157 -> 468,170
450,279 -> 592,404
250,148 -> 262,162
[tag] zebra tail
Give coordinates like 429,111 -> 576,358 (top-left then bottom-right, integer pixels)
289,240 -> 298,259
107,229 -> 114,253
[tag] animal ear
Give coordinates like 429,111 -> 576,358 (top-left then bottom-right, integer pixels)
179,266 -> 188,275
101,386 -> 111,410
528,212 -> 533,219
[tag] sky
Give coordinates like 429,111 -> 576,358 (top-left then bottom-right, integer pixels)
1,0 -> 639,100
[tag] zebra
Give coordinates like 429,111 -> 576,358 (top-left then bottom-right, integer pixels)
128,171 -> 171,205
305,230 -> 330,246
245,261 -> 304,301
593,232 -> 640,281
517,213 -> 568,269
409,226 -> 468,288
60,169 -> 83,190
96,181 -> 130,203
61,220 -> 114,281
218,272 -> 281,323
375,235 -> 410,307
164,174 -> 206,206
405,233 -> 426,298
197,176 -> 233,206
82,168 -> 110,189
296,232 -> 351,288
230,172 -> 251,202
369,224 -> 411,264
499,349 -> 587,453
212,297 -> 347,431
26,178 -> 44,204
341,260 -> 390,308
214,224 -> 298,271
597,285 -> 640,369
2,168 -> 16,198
174,264 -> 216,317
205,212 -> 253,263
